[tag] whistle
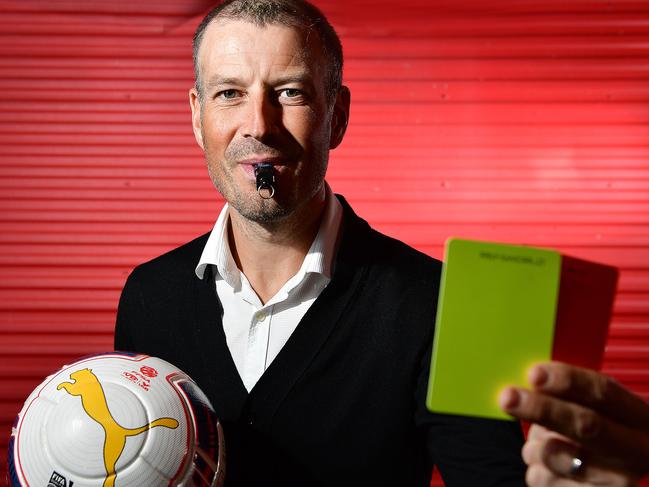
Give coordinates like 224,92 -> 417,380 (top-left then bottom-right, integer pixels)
254,163 -> 276,199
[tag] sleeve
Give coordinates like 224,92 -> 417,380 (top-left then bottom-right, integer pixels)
415,343 -> 527,487
114,269 -> 146,353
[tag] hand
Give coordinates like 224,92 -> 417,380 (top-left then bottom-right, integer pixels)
498,362 -> 649,486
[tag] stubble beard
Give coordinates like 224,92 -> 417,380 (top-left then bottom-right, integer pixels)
204,151 -> 288,225
199,97 -> 332,224
204,146 -> 328,228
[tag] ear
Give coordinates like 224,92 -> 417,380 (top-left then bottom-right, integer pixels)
189,87 -> 205,150
329,85 -> 350,150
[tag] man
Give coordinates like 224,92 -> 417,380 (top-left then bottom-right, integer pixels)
114,1 -> 528,485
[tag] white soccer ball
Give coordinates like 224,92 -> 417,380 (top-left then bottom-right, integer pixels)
7,352 -> 225,487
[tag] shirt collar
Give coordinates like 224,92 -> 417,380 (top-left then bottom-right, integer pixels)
195,183 -> 343,288
195,198 -> 241,287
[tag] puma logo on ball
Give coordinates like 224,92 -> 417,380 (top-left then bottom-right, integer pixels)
57,369 -> 179,487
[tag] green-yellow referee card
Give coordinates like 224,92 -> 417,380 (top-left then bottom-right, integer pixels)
426,238 -> 561,420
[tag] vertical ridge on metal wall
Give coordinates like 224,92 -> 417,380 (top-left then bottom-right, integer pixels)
1,1 -> 648,485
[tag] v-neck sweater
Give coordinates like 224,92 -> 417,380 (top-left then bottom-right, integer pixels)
115,195 -> 526,487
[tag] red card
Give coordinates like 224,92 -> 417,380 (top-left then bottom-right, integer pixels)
552,255 -> 618,370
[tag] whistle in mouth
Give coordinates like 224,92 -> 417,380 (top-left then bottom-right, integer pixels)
254,163 -> 276,199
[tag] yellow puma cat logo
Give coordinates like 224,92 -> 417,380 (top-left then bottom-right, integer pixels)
57,368 -> 179,487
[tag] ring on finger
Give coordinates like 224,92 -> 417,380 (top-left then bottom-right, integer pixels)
569,456 -> 585,477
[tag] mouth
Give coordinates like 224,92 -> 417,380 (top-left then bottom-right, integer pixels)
238,157 -> 287,180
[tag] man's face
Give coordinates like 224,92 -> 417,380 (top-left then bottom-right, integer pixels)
190,20 -> 348,224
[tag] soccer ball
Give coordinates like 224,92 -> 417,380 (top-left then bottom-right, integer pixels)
7,352 -> 225,487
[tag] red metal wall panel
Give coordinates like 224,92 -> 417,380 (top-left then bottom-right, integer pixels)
1,1 -> 648,485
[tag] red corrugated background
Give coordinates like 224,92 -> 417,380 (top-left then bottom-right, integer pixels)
1,1 -> 648,485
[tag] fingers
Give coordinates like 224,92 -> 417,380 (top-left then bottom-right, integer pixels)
525,463 -> 583,487
524,435 -> 585,479
499,387 -> 649,476
526,424 -> 568,443
522,429 -> 640,487
527,363 -> 649,431
499,388 -> 602,443
501,363 -> 649,485
524,425 -> 590,480
524,458 -> 634,487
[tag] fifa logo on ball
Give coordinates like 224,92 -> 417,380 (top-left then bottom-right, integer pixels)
47,470 -> 72,487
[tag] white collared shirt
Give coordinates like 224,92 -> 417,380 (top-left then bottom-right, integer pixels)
195,185 -> 343,391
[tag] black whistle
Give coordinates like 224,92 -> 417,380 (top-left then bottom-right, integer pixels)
254,163 -> 275,195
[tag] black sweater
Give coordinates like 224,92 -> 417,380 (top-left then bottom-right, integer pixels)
115,196 -> 526,487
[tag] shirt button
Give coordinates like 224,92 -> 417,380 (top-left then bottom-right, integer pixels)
254,311 -> 267,321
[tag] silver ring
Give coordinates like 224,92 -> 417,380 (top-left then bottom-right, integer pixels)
570,456 -> 584,477
257,185 -> 275,199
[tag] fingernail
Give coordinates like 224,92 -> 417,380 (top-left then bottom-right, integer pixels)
529,365 -> 549,388
498,387 -> 521,410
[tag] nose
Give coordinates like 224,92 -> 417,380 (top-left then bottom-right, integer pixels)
242,90 -> 280,141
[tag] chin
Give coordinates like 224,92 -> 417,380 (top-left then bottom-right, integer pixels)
234,197 -> 294,224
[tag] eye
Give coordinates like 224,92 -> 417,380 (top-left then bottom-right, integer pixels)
278,88 -> 305,103
279,88 -> 301,98
215,89 -> 241,100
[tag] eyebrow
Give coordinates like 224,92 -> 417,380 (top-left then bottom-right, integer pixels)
205,72 -> 314,90
271,73 -> 314,86
205,76 -> 244,90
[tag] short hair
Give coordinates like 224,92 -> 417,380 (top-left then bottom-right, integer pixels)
192,0 -> 343,103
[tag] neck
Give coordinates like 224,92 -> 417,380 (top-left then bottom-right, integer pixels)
228,187 -> 327,304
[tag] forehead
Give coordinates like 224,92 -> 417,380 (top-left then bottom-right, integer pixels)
197,19 -> 324,80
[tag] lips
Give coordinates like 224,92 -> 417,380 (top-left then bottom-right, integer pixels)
238,157 -> 287,180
